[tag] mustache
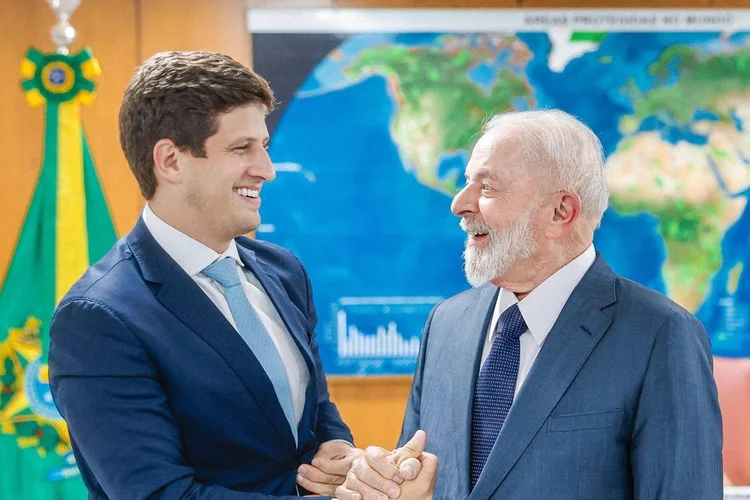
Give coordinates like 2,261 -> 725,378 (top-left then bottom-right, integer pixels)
459,218 -> 493,235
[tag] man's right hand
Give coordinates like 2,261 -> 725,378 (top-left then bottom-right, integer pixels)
334,430 -> 437,500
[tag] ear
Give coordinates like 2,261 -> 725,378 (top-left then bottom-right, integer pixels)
545,191 -> 581,238
153,138 -> 182,185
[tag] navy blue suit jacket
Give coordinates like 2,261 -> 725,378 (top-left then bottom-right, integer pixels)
49,218 -> 352,499
400,255 -> 723,499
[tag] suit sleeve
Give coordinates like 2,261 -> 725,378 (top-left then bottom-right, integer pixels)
397,303 -> 438,448
49,298 -> 317,500
630,309 -> 723,499
295,263 -> 354,445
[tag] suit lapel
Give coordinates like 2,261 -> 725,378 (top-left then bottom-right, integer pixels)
469,256 -> 617,500
126,220 -> 297,454
452,285 -> 499,498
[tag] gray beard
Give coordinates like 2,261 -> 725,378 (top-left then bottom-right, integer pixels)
461,210 -> 537,287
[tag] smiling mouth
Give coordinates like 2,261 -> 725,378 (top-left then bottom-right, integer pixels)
233,187 -> 259,199
468,233 -> 489,245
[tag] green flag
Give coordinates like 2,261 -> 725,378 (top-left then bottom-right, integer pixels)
0,46 -> 116,498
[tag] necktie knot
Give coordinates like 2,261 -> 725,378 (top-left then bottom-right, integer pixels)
203,257 -> 242,288
496,303 -> 527,341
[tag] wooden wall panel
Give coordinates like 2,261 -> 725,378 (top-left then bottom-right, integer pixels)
73,0 -> 142,238
140,0 -> 251,67
709,0 -> 750,6
328,376 -> 413,448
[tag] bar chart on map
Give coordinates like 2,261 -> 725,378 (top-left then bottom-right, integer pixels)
327,296 -> 442,374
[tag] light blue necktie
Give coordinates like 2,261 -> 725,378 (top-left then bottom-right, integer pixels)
470,303 -> 526,489
203,257 -> 297,443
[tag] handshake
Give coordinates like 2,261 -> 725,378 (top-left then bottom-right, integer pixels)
296,431 -> 439,500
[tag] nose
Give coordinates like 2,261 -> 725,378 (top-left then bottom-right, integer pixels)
253,147 -> 276,182
451,185 -> 478,218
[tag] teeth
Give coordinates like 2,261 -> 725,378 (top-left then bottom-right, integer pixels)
233,188 -> 259,198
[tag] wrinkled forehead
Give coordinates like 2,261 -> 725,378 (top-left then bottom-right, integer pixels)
465,129 -> 524,180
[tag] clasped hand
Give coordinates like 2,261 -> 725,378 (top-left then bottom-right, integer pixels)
296,440 -> 364,496
335,430 -> 438,500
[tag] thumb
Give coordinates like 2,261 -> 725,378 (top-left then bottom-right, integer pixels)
392,430 -> 427,466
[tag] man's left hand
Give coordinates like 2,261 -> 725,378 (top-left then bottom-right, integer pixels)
297,440 -> 363,496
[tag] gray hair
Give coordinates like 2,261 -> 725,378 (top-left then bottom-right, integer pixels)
483,109 -> 609,226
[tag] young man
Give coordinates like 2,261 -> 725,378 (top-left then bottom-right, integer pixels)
50,51 -> 358,499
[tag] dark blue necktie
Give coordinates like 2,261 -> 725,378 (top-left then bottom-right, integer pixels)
470,303 -> 527,489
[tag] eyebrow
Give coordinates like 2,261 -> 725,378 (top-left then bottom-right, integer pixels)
228,136 -> 269,147
466,166 -> 496,181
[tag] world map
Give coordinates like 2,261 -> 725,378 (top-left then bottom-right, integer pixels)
260,31 -> 750,374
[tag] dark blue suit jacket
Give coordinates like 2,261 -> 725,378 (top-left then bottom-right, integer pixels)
400,255 -> 723,500
49,218 -> 352,499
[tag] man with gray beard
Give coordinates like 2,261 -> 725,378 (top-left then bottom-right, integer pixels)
335,109 -> 723,500
459,206 -> 537,288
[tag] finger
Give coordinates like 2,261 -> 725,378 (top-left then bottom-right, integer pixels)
391,430 -> 427,466
312,456 -> 356,476
398,457 -> 422,480
351,456 -> 402,498
420,452 -> 440,478
335,484 -> 362,500
298,464 -> 345,485
345,471 -> 393,500
361,447 -> 403,485
296,473 -> 337,496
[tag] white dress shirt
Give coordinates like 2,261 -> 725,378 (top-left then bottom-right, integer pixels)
142,204 -> 310,425
480,244 -> 596,398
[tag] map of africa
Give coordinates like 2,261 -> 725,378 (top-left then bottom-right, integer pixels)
258,32 -> 750,375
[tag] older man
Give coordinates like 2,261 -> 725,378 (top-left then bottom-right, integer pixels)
337,109 -> 723,500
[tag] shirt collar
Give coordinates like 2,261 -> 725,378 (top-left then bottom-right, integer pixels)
142,203 -> 243,277
494,244 -> 596,347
